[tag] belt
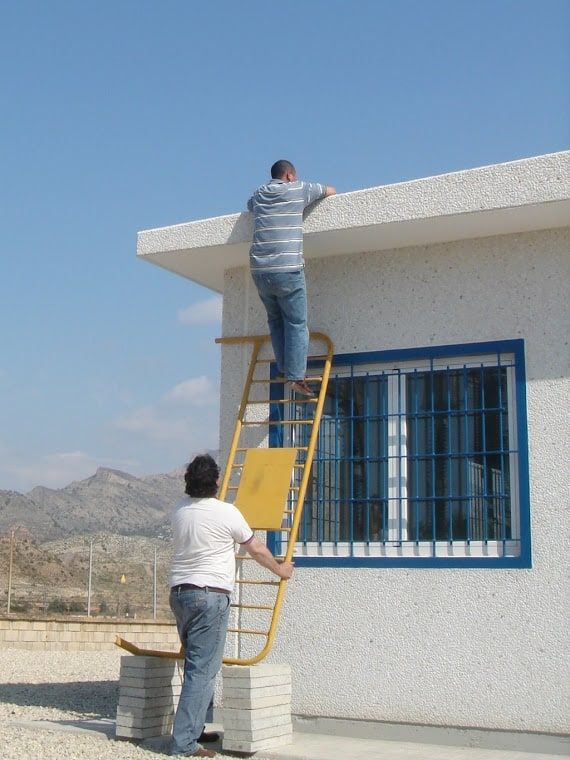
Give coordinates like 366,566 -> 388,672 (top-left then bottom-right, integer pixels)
171,583 -> 230,595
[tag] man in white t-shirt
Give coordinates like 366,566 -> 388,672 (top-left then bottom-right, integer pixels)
169,454 -> 294,758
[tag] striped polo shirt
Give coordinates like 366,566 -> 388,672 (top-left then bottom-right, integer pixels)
247,179 -> 327,273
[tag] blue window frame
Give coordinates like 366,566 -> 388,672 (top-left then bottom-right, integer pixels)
269,340 -> 531,568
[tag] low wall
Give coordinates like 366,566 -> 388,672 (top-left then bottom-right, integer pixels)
0,617 -> 179,651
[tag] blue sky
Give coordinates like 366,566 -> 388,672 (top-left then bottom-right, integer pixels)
1,1 -> 568,491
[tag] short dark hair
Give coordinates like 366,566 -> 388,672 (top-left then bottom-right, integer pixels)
184,454 -> 219,498
271,159 -> 296,179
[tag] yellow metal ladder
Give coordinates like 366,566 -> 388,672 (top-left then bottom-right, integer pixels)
115,331 -> 333,665
216,331 -> 333,665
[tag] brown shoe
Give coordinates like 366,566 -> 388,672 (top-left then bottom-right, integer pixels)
289,380 -> 316,398
188,748 -> 216,758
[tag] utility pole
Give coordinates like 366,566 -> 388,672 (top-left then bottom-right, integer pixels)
87,540 -> 94,617
153,547 -> 157,620
7,529 -> 15,614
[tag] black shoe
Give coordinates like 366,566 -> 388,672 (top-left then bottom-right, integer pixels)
198,730 -> 220,743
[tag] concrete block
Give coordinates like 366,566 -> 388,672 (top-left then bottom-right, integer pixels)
222,732 -> 293,753
223,693 -> 291,709
223,683 -> 291,700
120,675 -> 181,689
120,685 -> 178,699
223,723 -> 292,741
118,694 -> 177,710
116,705 -> 175,720
223,710 -> 291,731
121,655 -> 178,670
222,664 -> 291,679
116,713 -> 173,731
116,724 -> 172,740
221,674 -> 291,689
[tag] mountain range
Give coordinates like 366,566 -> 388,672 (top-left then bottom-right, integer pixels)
0,465 -> 196,541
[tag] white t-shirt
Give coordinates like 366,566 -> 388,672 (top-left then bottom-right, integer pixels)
170,496 -> 254,592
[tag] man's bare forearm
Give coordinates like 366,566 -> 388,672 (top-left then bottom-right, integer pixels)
245,537 -> 294,579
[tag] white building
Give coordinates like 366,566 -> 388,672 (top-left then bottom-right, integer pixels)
138,152 -> 570,742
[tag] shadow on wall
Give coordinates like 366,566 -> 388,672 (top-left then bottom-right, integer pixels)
0,680 -> 118,719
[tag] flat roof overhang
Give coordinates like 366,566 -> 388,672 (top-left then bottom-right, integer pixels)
137,151 -> 570,294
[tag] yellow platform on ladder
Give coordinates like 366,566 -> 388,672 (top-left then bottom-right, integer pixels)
116,331 -> 333,665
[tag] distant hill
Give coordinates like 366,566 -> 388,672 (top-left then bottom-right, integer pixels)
0,453 -> 217,541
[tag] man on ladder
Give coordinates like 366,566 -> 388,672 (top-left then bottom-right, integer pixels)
247,160 -> 336,397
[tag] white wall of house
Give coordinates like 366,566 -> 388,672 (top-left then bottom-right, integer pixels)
219,226 -> 570,734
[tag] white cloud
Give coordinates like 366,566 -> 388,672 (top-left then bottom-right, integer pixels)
178,297 -> 222,325
115,406 -> 191,440
0,449 -> 141,493
114,375 -> 219,444
162,376 -> 217,406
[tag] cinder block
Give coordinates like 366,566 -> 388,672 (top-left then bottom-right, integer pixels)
223,723 -> 292,742
120,675 -> 180,689
120,685 -> 178,699
116,713 -> 174,730
119,694 -> 177,710
116,705 -> 175,720
121,655 -> 178,670
223,683 -> 291,700
222,675 -> 291,689
116,724 -> 170,740
223,693 -> 291,710
222,732 -> 293,753
223,710 -> 291,730
222,664 -> 290,680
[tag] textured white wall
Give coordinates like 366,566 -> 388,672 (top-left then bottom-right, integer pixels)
219,227 -> 570,733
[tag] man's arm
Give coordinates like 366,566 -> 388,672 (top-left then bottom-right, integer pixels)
247,196 -> 254,212
243,536 -> 294,579
324,186 -> 336,197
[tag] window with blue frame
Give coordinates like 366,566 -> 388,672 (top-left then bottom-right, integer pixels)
271,340 -> 531,567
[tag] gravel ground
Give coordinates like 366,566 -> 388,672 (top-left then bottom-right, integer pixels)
0,648 -> 236,759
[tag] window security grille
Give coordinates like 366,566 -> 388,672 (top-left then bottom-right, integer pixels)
271,343 -> 529,564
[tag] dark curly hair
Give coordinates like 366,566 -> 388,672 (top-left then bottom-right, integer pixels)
184,454 -> 219,498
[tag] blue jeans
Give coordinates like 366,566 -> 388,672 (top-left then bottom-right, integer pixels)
252,269 -> 309,381
170,588 -> 231,756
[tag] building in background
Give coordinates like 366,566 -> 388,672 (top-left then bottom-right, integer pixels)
138,152 -> 570,738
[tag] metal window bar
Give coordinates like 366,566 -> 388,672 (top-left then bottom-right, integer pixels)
295,353 -> 519,559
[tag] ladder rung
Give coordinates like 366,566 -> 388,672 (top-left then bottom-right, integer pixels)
235,579 -> 280,586
247,398 -> 318,405
241,419 -> 314,427
235,446 -> 307,453
227,628 -> 268,636
230,603 -> 274,610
